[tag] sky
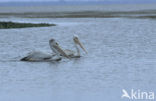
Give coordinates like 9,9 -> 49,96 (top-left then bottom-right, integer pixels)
0,0 -> 154,1
1,0 -> 108,1
0,0 -> 155,3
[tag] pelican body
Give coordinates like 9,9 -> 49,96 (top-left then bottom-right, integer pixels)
20,52 -> 59,62
20,39 -> 69,62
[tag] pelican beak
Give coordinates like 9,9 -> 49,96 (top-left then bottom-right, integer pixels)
76,39 -> 88,54
53,43 -> 70,58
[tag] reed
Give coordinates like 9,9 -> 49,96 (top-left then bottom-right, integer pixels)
0,21 -> 56,29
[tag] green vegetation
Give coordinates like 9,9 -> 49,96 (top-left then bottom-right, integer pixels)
0,21 -> 56,29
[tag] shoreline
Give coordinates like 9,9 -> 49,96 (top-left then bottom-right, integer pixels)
0,10 -> 156,19
0,4 -> 156,19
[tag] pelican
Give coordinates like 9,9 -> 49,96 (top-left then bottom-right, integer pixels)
20,38 -> 69,62
63,35 -> 87,58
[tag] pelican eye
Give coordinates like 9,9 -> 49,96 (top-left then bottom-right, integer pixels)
56,42 -> 58,45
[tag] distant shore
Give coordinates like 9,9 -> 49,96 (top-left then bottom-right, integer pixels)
0,4 -> 156,19
0,10 -> 156,19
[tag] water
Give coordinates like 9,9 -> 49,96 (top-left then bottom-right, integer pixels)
0,17 -> 156,101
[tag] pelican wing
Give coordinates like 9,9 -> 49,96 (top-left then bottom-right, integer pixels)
21,51 -> 52,61
64,49 -> 75,56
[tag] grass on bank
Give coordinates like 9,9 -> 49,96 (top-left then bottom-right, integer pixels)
0,21 -> 56,29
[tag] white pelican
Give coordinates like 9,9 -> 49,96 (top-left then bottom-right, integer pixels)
63,35 -> 87,58
20,38 -> 69,62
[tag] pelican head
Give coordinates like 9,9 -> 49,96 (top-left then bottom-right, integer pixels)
49,38 -> 69,58
49,38 -> 58,46
73,35 -> 87,54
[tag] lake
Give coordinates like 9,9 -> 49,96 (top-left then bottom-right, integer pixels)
0,5 -> 156,101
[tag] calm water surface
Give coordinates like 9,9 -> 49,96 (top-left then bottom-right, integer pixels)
0,18 -> 156,101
